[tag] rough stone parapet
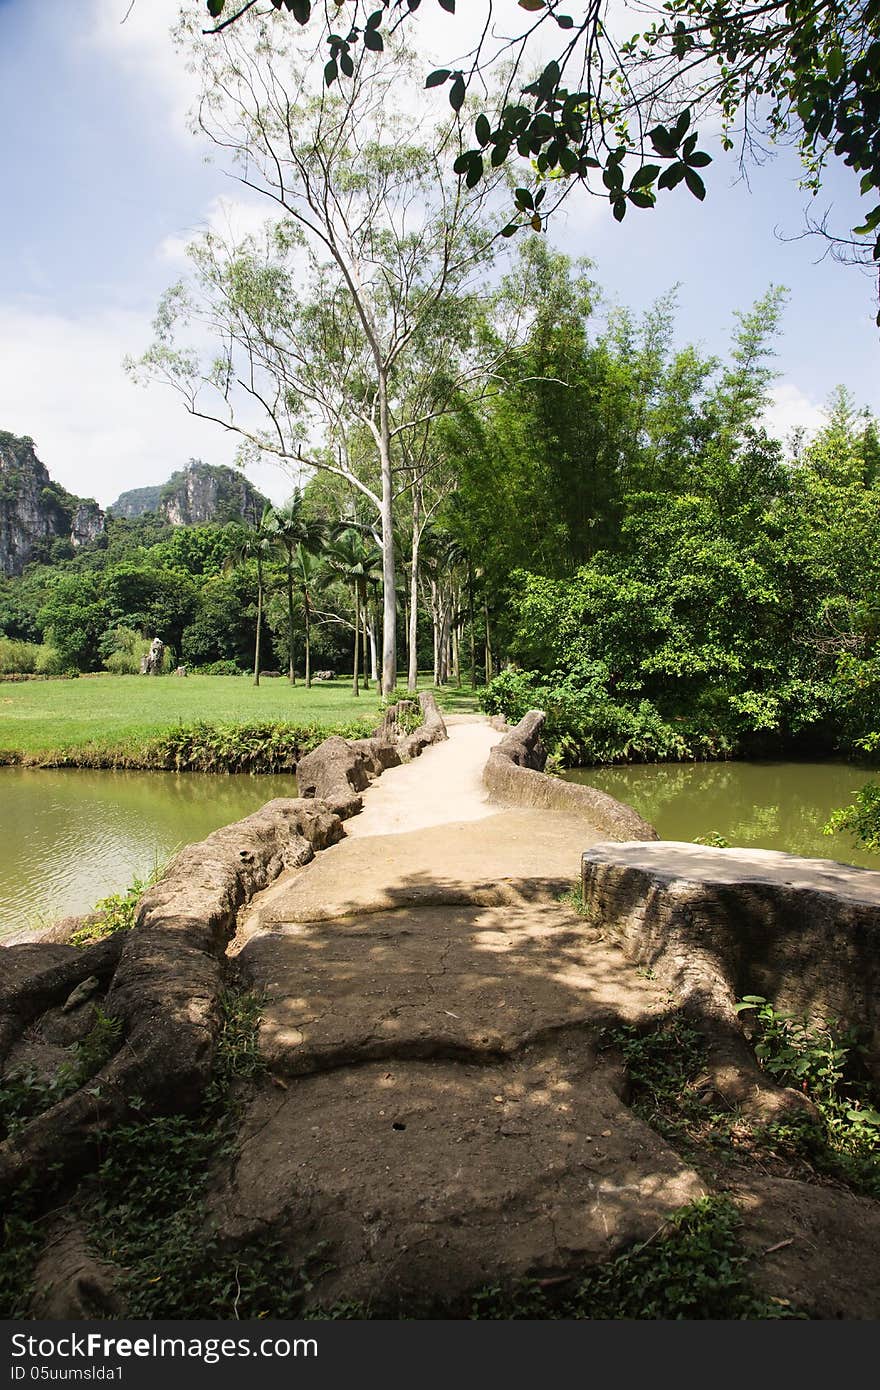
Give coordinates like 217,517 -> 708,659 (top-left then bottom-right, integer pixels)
581,840 -> 880,1105
483,709 -> 657,842
296,693 -> 447,813
397,690 -> 448,759
0,798 -> 342,1197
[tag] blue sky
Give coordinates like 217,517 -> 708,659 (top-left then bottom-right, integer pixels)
0,0 -> 877,507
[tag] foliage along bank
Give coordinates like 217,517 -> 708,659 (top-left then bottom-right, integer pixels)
0,718 -> 373,774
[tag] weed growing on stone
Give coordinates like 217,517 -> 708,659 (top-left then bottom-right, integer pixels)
0,1010 -> 122,1143
0,1009 -> 123,1317
468,1197 -> 800,1319
77,987 -> 325,1318
736,998 -> 880,1198
557,882 -> 589,916
69,869 -> 166,945
606,1003 -> 880,1200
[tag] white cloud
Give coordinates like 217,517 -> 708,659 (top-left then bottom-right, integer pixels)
158,195 -> 278,263
86,0 -> 200,139
0,304 -> 293,508
763,382 -> 827,443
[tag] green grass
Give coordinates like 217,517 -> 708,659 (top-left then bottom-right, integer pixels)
0,674 -> 479,761
0,675 -> 374,757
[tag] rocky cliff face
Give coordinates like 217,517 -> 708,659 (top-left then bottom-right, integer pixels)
106,484 -> 163,519
160,462 -> 269,526
0,432 -> 105,577
109,462 -> 269,527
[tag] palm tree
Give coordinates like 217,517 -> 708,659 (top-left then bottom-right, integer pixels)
227,504 -> 276,687
419,527 -> 468,686
265,493 -> 326,686
325,528 -> 382,697
295,543 -> 325,688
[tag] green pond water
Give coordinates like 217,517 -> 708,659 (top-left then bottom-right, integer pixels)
0,768 -> 294,940
565,760 -> 880,870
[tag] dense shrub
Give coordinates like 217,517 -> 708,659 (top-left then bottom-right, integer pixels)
34,643 -> 64,675
0,639 -> 40,674
140,719 -> 373,773
194,659 -> 246,676
0,639 -> 63,675
479,667 -> 732,766
99,626 -> 161,676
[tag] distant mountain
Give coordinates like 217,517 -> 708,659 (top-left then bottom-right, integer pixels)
107,484 -> 163,519
0,431 -> 104,577
109,461 -> 270,527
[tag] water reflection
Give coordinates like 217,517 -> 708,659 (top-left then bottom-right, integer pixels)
565,760 -> 880,869
0,768 -> 294,938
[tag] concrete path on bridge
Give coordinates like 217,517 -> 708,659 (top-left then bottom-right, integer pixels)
219,712 -> 879,1317
238,714 -> 597,931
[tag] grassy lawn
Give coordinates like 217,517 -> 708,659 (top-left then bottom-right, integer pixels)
0,674 -> 479,758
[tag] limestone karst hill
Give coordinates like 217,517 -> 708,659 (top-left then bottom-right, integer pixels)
109,460 -> 269,526
0,431 -> 104,577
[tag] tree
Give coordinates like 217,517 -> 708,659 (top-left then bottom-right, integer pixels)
226,504 -> 277,685
180,570 -> 257,670
294,543 -> 324,687
133,13 -> 518,694
37,574 -> 111,673
102,562 -> 200,658
204,0 -> 880,318
265,493 -> 326,684
324,527 -> 383,695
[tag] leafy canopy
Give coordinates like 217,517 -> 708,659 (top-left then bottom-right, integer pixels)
203,0 -> 880,319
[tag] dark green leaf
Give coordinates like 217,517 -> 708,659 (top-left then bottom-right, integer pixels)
449,73 -> 466,111
684,166 -> 706,199
630,164 -> 661,189
475,113 -> 491,146
649,125 -> 676,157
466,156 -> 484,189
658,162 -> 686,190
426,69 -> 451,88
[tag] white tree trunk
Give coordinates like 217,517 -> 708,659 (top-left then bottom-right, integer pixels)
430,579 -> 440,685
407,489 -> 420,694
368,613 -> 378,683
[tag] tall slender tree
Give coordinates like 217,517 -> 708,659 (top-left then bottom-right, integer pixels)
133,12 -> 519,693
325,528 -> 383,697
227,504 -> 276,687
265,493 -> 326,685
